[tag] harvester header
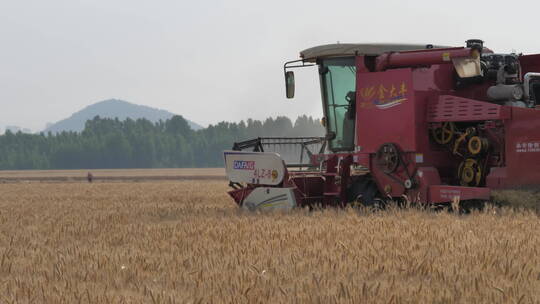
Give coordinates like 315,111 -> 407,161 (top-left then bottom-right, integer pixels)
224,39 -> 540,210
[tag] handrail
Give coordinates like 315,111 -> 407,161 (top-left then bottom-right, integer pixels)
231,137 -> 327,167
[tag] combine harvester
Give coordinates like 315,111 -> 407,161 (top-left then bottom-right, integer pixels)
224,40 -> 540,210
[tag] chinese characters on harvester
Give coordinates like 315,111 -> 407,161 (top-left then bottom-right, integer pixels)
516,142 -> 540,153
359,82 -> 408,109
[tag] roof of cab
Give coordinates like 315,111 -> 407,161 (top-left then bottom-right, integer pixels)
300,43 -> 451,62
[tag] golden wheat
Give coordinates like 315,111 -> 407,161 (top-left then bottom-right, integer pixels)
0,178 -> 539,303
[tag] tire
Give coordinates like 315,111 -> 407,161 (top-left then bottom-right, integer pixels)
346,178 -> 382,207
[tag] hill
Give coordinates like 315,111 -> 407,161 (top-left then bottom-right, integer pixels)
44,99 -> 203,133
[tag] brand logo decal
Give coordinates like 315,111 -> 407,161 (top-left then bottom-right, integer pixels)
359,82 -> 408,110
271,170 -> 278,180
233,160 -> 255,170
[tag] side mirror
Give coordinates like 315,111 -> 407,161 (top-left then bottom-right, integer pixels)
285,71 -> 295,99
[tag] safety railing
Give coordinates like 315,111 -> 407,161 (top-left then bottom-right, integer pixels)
232,137 -> 326,168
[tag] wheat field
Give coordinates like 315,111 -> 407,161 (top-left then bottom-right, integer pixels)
0,168 -> 226,183
0,176 -> 540,303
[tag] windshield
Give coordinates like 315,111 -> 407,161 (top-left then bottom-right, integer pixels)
319,57 -> 356,151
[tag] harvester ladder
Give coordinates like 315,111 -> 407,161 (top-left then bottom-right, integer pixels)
322,156 -> 340,206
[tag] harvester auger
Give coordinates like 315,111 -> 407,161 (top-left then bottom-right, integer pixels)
224,40 -> 540,210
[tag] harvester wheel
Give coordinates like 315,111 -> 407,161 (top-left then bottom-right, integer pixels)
432,122 -> 455,145
346,178 -> 382,208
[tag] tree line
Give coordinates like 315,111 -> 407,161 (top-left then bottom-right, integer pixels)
0,115 -> 325,169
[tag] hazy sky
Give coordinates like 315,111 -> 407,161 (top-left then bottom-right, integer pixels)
2,0 -> 540,131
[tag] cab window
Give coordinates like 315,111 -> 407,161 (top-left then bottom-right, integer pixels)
320,57 -> 356,151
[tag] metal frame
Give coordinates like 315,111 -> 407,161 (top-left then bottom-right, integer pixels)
283,59 -> 316,75
232,137 -> 326,168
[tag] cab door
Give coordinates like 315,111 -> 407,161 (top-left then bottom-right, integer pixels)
319,57 -> 356,152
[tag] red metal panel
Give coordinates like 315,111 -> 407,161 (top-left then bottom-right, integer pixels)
428,185 -> 491,203
486,167 -> 507,188
519,54 -> 540,76
228,188 -> 254,206
415,167 -> 442,203
356,68 -> 416,152
427,95 -> 511,122
503,107 -> 540,187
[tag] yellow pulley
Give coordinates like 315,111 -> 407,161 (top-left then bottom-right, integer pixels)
468,136 -> 488,155
432,122 -> 455,145
458,158 -> 483,187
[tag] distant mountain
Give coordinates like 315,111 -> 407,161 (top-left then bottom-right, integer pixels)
44,99 -> 203,133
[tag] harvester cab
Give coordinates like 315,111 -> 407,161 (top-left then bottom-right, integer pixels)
224,40 -> 540,210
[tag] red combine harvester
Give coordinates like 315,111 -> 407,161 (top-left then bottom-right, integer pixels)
224,40 -> 540,210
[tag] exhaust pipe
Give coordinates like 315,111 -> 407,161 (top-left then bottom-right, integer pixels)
375,47 -> 478,71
